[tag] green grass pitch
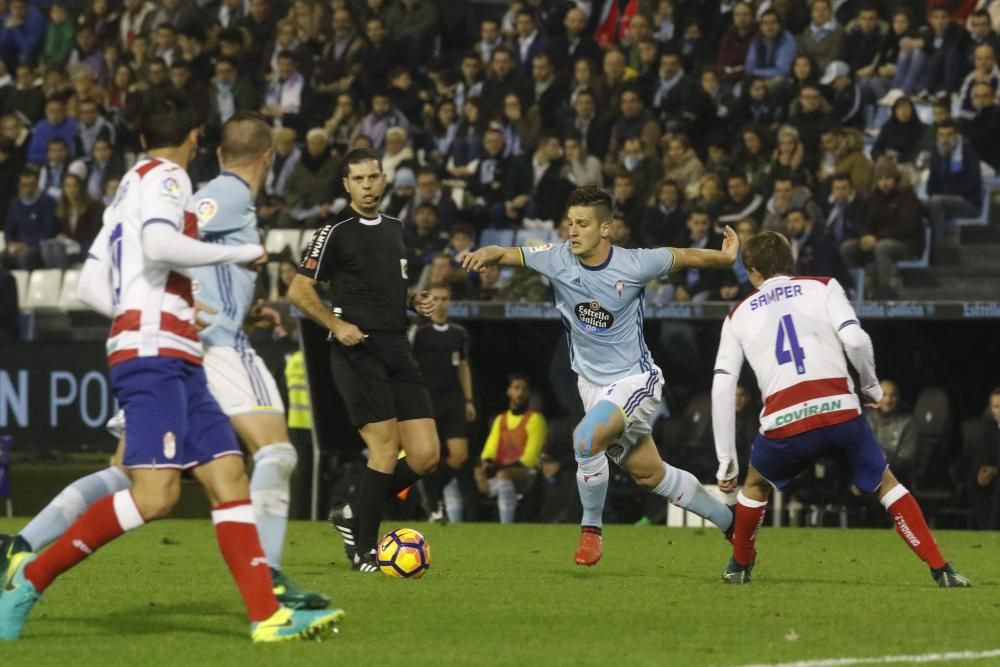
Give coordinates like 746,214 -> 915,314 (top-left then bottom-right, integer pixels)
1,519 -> 997,666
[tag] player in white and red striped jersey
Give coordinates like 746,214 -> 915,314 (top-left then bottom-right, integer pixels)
0,88 -> 343,643
711,232 -> 971,588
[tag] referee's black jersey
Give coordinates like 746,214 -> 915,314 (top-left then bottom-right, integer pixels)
411,322 -> 469,394
298,211 -> 409,333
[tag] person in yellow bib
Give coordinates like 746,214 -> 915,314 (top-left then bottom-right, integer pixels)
475,374 -> 548,523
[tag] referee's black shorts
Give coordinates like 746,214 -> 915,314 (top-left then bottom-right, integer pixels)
430,392 -> 467,441
328,332 -> 434,428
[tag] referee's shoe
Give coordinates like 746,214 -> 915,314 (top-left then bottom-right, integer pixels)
328,503 -> 358,564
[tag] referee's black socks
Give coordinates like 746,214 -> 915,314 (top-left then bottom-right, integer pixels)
357,468 -> 393,555
389,458 -> 424,495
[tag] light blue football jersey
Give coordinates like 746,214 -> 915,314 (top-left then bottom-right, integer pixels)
189,172 -> 260,349
521,242 -> 675,386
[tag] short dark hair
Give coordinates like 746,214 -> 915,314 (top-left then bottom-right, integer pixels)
47,137 -> 67,148
170,59 -> 191,72
565,185 -> 613,222
452,223 -> 475,238
219,27 -> 244,45
19,166 -> 39,180
429,282 -> 452,295
742,231 -> 794,279
220,112 -> 272,165
415,202 -> 439,216
343,147 -> 382,177
760,8 -> 780,23
508,372 -> 531,388
831,172 -> 852,186
936,118 -> 957,131
140,86 -> 196,150
991,386 -> 1000,398
276,49 -> 297,64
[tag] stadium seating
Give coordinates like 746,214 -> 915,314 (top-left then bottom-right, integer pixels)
24,270 -> 63,309
10,270 -> 28,306
479,229 -> 515,248
951,188 -> 992,227
264,229 -> 302,259
58,269 -> 87,311
896,225 -> 933,270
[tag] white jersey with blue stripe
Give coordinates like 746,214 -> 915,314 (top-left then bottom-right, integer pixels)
521,242 -> 675,386
189,172 -> 260,349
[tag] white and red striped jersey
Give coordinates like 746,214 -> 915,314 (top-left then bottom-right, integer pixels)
103,157 -> 201,367
713,275 -> 881,443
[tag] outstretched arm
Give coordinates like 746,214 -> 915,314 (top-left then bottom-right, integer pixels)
460,246 -> 525,272
669,225 -> 740,272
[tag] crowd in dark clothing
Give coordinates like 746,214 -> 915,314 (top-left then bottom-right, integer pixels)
1,0 -> 997,298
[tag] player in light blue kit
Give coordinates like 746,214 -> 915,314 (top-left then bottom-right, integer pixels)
462,186 -> 739,566
0,113 -> 328,610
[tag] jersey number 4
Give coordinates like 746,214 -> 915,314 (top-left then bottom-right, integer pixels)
774,314 -> 806,375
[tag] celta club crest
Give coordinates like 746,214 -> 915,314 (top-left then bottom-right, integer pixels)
615,280 -> 624,298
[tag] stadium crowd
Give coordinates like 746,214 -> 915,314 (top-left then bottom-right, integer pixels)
2,0 -> 1000,314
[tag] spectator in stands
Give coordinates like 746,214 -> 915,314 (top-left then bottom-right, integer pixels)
0,0 -> 46,73
661,134 -> 704,199
76,136 -> 121,205
640,178 -> 685,249
718,172 -> 765,228
280,128 -> 340,229
264,126 -> 300,202
927,119 -> 982,247
669,207 -> 736,301
762,175 -> 823,234
788,53 -> 821,104
731,218 -> 756,295
380,166 -> 416,219
844,3 -> 885,80
824,173 -> 867,247
785,207 -> 846,283
745,9 -> 797,88
872,95 -> 931,166
468,127 -> 509,221
74,99 -> 114,158
37,136 -> 74,201
42,173 -> 100,268
528,53 -> 565,131
512,9 -> 546,78
360,90 -> 409,153
0,264 -> 17,340
28,96 -> 77,165
207,57 -> 259,142
387,67 -> 426,127
411,168 -> 457,230
546,7 -> 600,75
0,137 -> 22,226
614,135 -> 660,203
968,387 -> 1000,530
384,0 -> 438,68
311,8 -> 363,105
563,130 -> 602,187
6,64 -> 45,124
822,61 -> 864,128
796,0 -> 845,72
40,3 -> 74,68
645,48 -> 715,148
968,9 -> 1000,55
499,92 -> 540,157
474,373 -> 547,524
561,88 -> 610,161
917,6 -> 971,98
716,1 -> 755,85
788,83 -> 832,162
606,86 -> 657,169
474,17 -> 502,65
818,126 -> 872,195
2,167 -> 59,270
733,76 -> 785,130
499,130 -> 572,226
772,124 -> 814,191
699,69 -> 737,138
865,379 -> 918,487
957,43 -> 1000,118
480,47 -> 526,121
407,202 -> 450,278
262,50 -> 307,134
841,159 -> 925,298
382,126 -> 416,184
738,124 -> 775,193
612,172 -> 644,234
958,81 -> 1000,170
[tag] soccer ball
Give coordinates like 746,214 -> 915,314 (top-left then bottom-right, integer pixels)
376,528 -> 431,578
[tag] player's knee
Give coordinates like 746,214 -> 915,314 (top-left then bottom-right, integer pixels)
573,402 -> 622,460
254,442 -> 298,477
410,445 -> 441,475
133,487 -> 180,520
447,441 -> 469,468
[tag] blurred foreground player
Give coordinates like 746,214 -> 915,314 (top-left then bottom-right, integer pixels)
0,89 -> 343,642
711,231 -> 971,587
462,186 -> 737,566
289,148 -> 439,573
1,112 -> 329,610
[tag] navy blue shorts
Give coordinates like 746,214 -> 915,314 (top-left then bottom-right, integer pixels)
110,357 -> 242,469
749,416 -> 888,493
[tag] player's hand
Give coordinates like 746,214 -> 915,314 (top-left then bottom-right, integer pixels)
411,290 -> 435,317
977,465 -> 998,487
193,301 -> 218,331
862,384 -> 885,409
482,459 -> 497,479
331,320 -> 366,346
717,459 -> 738,493
460,247 -> 498,273
718,477 -> 738,494
247,249 -> 268,269
721,225 -> 739,264
465,400 -> 477,422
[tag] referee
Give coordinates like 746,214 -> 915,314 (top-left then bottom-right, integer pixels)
411,283 -> 476,523
288,147 -> 440,573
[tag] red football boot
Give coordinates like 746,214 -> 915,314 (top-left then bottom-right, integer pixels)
574,527 -> 603,566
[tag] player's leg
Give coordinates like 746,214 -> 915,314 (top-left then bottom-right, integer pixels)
1,435 -> 130,573
842,418 -> 972,587
570,399 -> 622,565
186,367 -> 340,639
492,466 -> 529,523
353,418 -> 405,571
192,455 -> 343,639
723,465 -> 772,584
623,436 -> 733,532
441,438 -> 469,522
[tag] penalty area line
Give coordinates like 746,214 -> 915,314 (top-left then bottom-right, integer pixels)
729,648 -> 1000,667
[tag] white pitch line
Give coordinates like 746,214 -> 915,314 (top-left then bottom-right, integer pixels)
730,648 -> 1000,667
